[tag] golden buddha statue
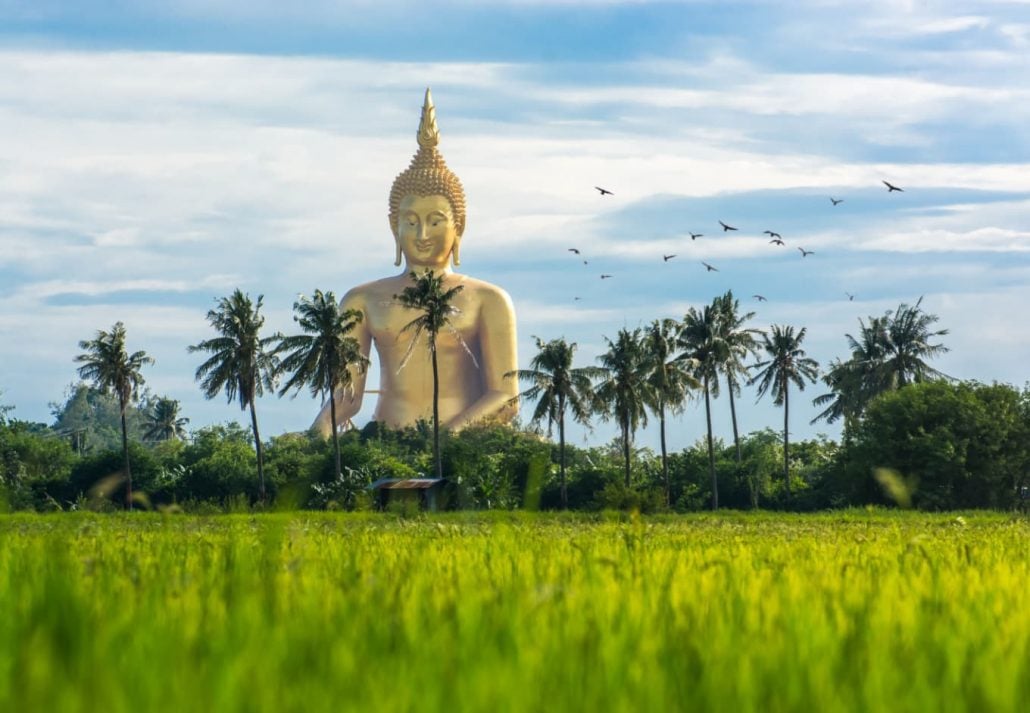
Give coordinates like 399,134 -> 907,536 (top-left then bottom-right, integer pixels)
312,89 -> 519,435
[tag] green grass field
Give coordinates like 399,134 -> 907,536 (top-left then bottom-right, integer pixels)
1,511 -> 1028,712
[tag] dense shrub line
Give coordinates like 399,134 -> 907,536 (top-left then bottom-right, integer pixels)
2,379 -> 1028,512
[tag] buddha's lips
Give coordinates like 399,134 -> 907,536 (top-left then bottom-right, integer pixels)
415,240 -> 433,251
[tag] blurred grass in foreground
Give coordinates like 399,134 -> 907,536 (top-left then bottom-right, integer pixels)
1,510 -> 1028,712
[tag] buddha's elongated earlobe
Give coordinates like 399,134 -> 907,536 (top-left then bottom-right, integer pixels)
452,239 -> 461,267
394,241 -> 402,267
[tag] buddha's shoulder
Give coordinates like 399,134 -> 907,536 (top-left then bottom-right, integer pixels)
455,275 -> 514,306
340,276 -> 409,306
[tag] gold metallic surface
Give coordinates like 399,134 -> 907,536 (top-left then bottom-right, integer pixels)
313,90 -> 518,435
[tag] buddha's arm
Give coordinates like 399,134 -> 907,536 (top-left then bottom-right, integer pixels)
445,288 -> 519,430
311,291 -> 372,437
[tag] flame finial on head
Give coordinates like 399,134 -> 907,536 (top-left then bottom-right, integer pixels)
417,88 -> 440,149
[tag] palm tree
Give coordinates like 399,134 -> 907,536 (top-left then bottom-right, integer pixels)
881,297 -> 950,388
394,270 -> 466,479
813,299 -> 949,424
276,289 -> 369,483
811,317 -> 887,426
594,328 -> 650,488
749,325 -> 820,504
506,337 -> 601,509
642,319 -> 698,505
75,322 -> 153,509
713,291 -> 761,463
811,358 -> 864,426
678,304 -> 727,509
143,397 -> 189,442
189,290 -> 278,502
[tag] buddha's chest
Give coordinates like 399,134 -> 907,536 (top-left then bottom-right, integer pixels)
363,290 -> 480,353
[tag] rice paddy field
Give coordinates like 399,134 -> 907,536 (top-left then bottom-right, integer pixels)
1,511 -> 1028,713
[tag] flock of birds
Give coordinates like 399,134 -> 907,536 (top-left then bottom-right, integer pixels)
566,180 -> 906,303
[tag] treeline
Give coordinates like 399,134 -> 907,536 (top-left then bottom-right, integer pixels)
2,379 -> 1028,512
3,286 -> 1029,512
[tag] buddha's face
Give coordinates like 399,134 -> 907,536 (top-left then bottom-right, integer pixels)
396,194 -> 460,269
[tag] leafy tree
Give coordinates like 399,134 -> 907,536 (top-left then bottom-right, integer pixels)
506,337 -> 602,509
750,429 -> 790,507
0,420 -> 76,488
394,269 -> 466,479
276,289 -> 369,484
678,304 -> 727,509
714,291 -> 762,463
75,322 -> 153,509
179,423 -> 260,504
594,328 -> 650,488
51,383 -> 150,454
845,381 -> 1030,510
263,431 -> 329,497
642,319 -> 698,505
69,441 -> 161,508
189,290 -> 278,501
750,325 -> 820,504
143,397 -> 189,442
0,389 -> 12,424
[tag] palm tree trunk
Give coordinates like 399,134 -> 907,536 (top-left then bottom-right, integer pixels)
120,397 -> 132,511
249,400 -> 265,503
622,420 -> 631,488
558,394 -> 567,510
659,403 -> 669,506
704,375 -> 718,510
432,343 -> 442,479
329,382 -> 342,484
783,381 -> 791,505
727,374 -> 742,463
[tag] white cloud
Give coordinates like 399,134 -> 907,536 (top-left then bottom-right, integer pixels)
918,15 -> 992,34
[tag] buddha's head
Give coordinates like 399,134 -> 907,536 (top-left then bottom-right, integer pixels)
389,89 -> 467,268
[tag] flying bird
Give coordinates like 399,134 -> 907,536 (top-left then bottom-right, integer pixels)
753,294 -> 767,302
583,260 -> 589,265
719,221 -> 738,232
830,197 -> 844,206
600,274 -> 613,279
595,186 -> 614,196
702,262 -> 718,272
763,230 -> 782,239
663,254 -> 677,262
574,297 -> 582,301
568,248 -> 580,254
798,247 -> 814,257
883,180 -> 904,193
769,238 -> 785,246
845,292 -> 854,301
689,232 -> 703,240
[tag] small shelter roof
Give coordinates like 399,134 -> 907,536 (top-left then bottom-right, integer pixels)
369,478 -> 445,491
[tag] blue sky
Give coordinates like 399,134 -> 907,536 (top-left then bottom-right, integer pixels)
2,0 -> 1029,452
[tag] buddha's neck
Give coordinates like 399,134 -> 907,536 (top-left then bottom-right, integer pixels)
401,262 -> 454,276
